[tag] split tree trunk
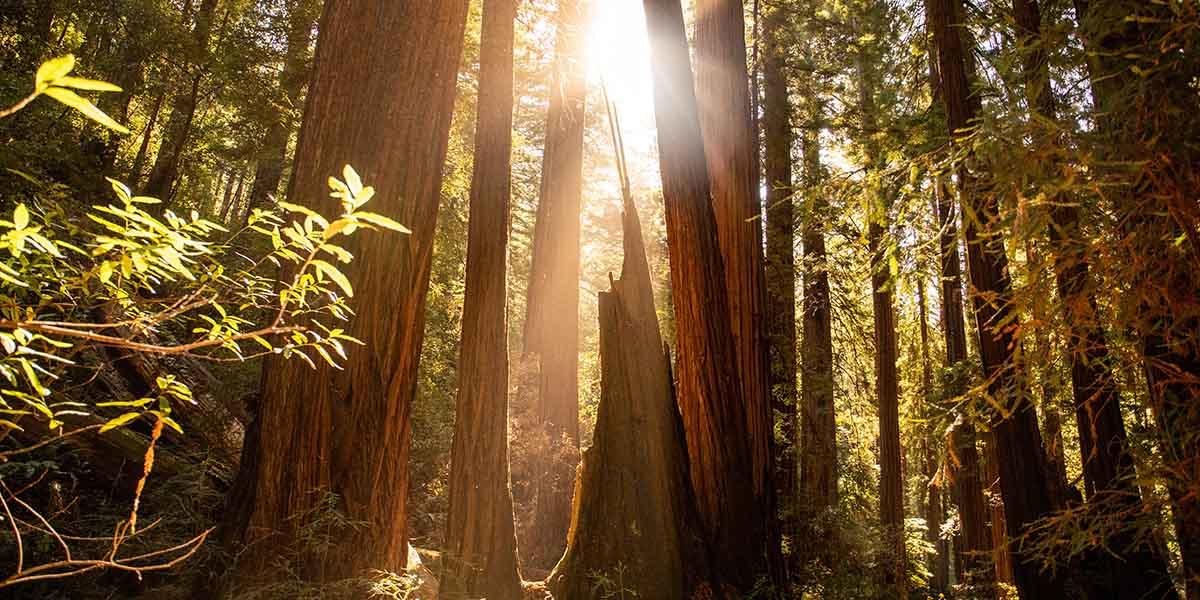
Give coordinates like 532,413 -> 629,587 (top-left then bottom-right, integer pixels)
694,0 -> 776,575
917,280 -> 950,592
227,0 -> 469,586
441,0 -> 522,597
546,200 -> 711,600
522,0 -> 587,568
642,0 -> 759,589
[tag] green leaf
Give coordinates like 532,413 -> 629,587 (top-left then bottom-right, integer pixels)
13,204 -> 29,230
353,212 -> 412,234
99,411 -> 141,432
53,76 -> 122,92
97,397 -> 154,408
343,165 -> 364,196
313,259 -> 353,297
35,55 -> 75,88
43,87 -> 130,134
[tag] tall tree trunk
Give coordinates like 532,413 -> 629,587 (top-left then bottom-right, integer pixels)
983,433 -> 1015,587
918,280 -> 950,592
1012,0 -> 1180,596
522,0 -> 586,567
641,0 -> 758,590
928,0 -> 1069,596
761,0 -> 797,553
244,0 -> 321,224
442,1 -> 521,597
1073,2 -> 1200,595
220,168 -> 244,224
797,60 -> 837,519
227,0 -> 469,586
858,51 -> 907,597
694,0 -> 776,576
547,199 -> 712,600
143,0 -> 220,199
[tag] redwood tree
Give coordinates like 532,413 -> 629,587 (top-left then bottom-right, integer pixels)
694,0 -> 775,568
762,0 -> 797,533
442,0 -> 522,597
522,0 -> 587,566
797,57 -> 837,518
922,6 -> 992,580
642,0 -> 758,588
1012,0 -> 1178,595
228,0 -> 469,584
928,0 -> 1066,595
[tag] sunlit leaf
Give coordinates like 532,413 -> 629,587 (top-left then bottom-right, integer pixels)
99,411 -> 141,432
35,55 -> 75,88
43,87 -> 130,134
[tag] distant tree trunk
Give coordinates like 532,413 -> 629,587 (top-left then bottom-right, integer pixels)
694,0 -> 776,576
918,279 -> 950,592
244,0 -> 321,224
923,2 -> 994,589
797,61 -> 837,519
522,0 -> 586,567
143,0 -> 220,199
761,0 -> 797,547
547,199 -> 712,600
220,168 -> 244,223
1012,1 -> 1180,596
928,0 -> 1068,596
642,0 -> 758,590
983,433 -> 1015,586
442,1 -> 521,597
128,91 -> 165,188
857,51 -> 906,597
226,0 -> 469,587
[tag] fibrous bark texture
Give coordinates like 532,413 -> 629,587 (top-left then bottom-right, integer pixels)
642,0 -> 758,589
694,0 -> 775,570
522,0 -> 587,568
228,0 -> 469,585
546,200 -> 710,600
442,0 -> 522,597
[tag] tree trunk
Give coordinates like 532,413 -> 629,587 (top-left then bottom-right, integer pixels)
522,0 -> 587,568
441,1 -> 522,597
128,90 -> 165,189
798,61 -> 837,519
858,51 -> 906,597
641,0 -> 758,590
918,281 -> 950,593
927,0 -> 1068,596
1012,1 -> 1180,596
244,0 -> 321,224
227,0 -> 469,586
143,0 -> 220,199
546,199 -> 713,600
694,0 -> 776,576
761,0 -> 797,553
1073,2 -> 1200,595
220,169 -> 244,224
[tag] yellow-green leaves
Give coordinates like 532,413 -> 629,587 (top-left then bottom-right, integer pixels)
33,55 -> 129,134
